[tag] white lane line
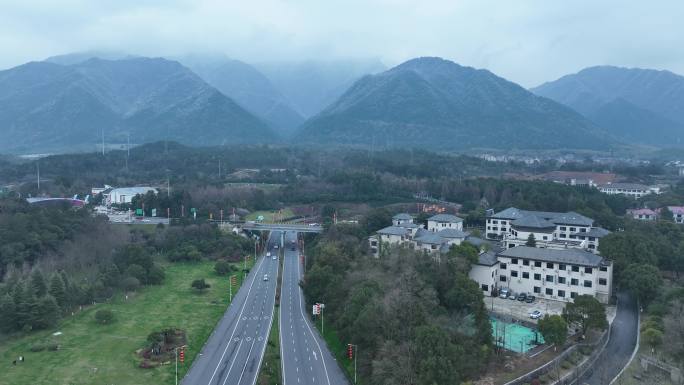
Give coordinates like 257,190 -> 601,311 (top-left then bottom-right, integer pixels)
296,261 -> 330,385
232,334 -> 257,385
219,339 -> 243,385
206,254 -> 267,385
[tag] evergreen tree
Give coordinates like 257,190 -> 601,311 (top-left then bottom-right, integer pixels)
49,274 -> 67,310
0,294 -> 16,332
12,282 -> 38,330
30,269 -> 48,297
32,294 -> 61,330
526,233 -> 537,247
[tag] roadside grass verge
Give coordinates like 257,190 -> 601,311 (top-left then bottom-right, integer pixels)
0,260 -> 250,385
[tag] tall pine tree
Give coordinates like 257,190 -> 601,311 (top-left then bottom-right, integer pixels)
30,269 -> 48,297
49,274 -> 67,310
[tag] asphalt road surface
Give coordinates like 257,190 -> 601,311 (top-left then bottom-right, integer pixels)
579,291 -> 639,385
280,231 -> 349,385
182,232 -> 280,385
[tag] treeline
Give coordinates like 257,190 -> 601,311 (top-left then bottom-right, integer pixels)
302,225 -> 491,385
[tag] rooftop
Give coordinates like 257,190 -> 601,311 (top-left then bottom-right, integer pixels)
476,251 -> 499,266
490,207 -> 593,226
579,227 -> 611,238
428,214 -> 463,223
628,208 -> 657,215
415,232 -> 447,245
511,215 -> 556,229
438,228 -> 469,238
377,226 -> 409,236
668,206 -> 684,215
498,246 -> 605,267
599,183 -> 650,190
109,186 -> 157,195
393,213 -> 413,220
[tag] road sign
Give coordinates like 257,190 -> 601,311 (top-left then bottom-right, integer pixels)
135,208 -> 143,216
151,208 -> 157,217
179,348 -> 185,363
230,275 -> 237,286
312,304 -> 320,315
347,344 -> 353,360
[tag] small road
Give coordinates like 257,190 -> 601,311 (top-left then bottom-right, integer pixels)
182,232 -> 280,385
579,291 -> 639,385
280,231 -> 349,385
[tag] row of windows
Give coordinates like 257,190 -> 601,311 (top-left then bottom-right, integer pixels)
503,259 -> 602,273
533,287 -> 578,298
500,274 -> 601,287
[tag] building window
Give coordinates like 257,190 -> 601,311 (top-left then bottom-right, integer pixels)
600,266 -> 608,272
534,286 -> 541,293
492,227 -> 498,231
522,272 -> 529,279
546,262 -> 554,269
580,228 -> 587,232
570,227 -> 576,232
558,290 -> 566,298
571,292 -> 578,299
584,280 -> 592,288
492,220 -> 498,224
534,273 -> 541,281
500,263 -> 507,270
560,234 -> 566,238
500,275 -> 507,282
512,258 -> 519,265
511,271 -> 518,278
546,275 -> 554,282
559,264 -> 566,270
543,236 -> 548,240
558,277 -> 566,284
523,259 -> 529,266
560,226 -> 566,231
585,267 -> 593,274
545,288 -> 553,295
571,265 -> 580,272
599,278 -> 607,286
534,261 -> 542,267
481,284 -> 489,292
571,278 -> 579,286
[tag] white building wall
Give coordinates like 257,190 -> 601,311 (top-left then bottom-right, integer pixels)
496,256 -> 611,304
469,264 -> 498,296
427,220 -> 463,232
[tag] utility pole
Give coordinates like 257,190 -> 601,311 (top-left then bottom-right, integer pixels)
101,127 -> 105,156
125,133 -> 130,172
36,161 -> 40,192
218,159 -> 222,179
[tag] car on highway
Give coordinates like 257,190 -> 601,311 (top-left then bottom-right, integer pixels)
274,245 -> 279,249
529,310 -> 542,319
525,295 -> 536,303
517,293 -> 527,301
272,255 -> 277,260
266,251 -> 271,257
263,274 -> 269,281
308,223 -> 319,227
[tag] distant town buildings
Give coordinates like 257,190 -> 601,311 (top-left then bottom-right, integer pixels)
598,183 -> 660,198
98,186 -> 157,205
627,208 -> 658,221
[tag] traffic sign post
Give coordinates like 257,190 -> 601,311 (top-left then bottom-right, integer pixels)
347,344 -> 358,383
175,345 -> 187,385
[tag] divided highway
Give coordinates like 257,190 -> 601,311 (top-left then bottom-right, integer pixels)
280,231 -> 349,385
182,232 -> 280,385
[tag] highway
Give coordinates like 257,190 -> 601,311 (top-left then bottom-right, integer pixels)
182,232 -> 280,385
280,231 -> 349,385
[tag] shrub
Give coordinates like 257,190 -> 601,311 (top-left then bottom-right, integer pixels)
214,260 -> 234,276
191,279 -> 210,293
29,343 -> 46,352
47,343 -> 59,351
121,276 -> 141,292
95,309 -> 114,324
561,360 -> 572,370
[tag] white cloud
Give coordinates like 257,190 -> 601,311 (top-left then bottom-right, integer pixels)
0,0 -> 682,86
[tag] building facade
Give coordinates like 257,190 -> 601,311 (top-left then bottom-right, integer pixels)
598,183 -> 660,198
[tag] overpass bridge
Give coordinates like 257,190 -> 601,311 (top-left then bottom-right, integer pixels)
239,222 -> 324,233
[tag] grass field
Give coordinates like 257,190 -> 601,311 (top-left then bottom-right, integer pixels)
0,261 -> 251,385
246,209 -> 295,223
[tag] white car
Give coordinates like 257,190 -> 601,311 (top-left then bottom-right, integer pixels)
266,252 -> 271,257
263,274 -> 269,281
529,310 -> 543,319
272,255 -> 277,260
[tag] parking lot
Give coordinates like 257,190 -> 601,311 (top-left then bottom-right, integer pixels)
485,295 -> 566,324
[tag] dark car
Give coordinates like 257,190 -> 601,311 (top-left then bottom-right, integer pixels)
516,293 -> 527,301
525,295 -> 536,303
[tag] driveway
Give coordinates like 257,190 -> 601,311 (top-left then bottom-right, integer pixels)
579,291 -> 638,385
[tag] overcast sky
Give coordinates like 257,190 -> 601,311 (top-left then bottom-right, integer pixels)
1,0 -> 682,87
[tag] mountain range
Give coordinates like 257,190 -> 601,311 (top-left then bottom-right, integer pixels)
296,57 -> 611,150
0,57 -> 275,153
1,53 -> 683,154
531,66 -> 684,147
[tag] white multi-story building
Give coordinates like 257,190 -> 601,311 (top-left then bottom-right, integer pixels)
668,206 -> 684,224
598,183 -> 660,198
485,207 -> 610,253
493,246 -> 613,304
105,186 -> 157,205
427,214 -> 464,232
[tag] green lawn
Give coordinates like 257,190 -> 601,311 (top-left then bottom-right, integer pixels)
0,261 -> 250,385
246,209 -> 295,223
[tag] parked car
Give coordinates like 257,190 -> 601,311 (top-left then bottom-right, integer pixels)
525,295 -> 536,303
516,293 -> 527,301
263,274 -> 269,281
508,291 -> 517,300
498,288 -> 509,299
529,310 -> 542,319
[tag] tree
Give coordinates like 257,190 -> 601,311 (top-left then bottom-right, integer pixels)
622,263 -> 662,305
538,315 -> 567,350
146,264 -> 165,285
30,269 -> 48,297
0,294 -> 16,332
660,207 -> 674,222
361,208 -> 392,235
32,295 -> 61,330
526,233 -> 537,247
563,295 -> 608,335
191,279 -> 210,293
95,309 -> 114,324
48,274 -> 67,310
643,328 -> 663,351
214,260 -> 234,276
121,276 -> 140,292
125,264 -> 146,283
